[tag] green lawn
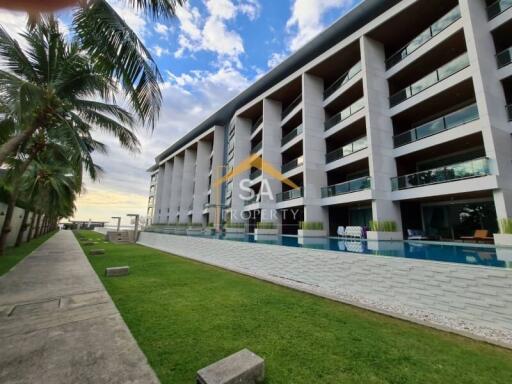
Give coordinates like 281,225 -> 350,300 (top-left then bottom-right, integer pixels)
0,231 -> 55,276
77,230 -> 512,384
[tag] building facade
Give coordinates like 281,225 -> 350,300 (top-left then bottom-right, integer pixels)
147,0 -> 512,240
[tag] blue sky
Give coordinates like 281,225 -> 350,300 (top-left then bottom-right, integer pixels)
0,0 -> 361,224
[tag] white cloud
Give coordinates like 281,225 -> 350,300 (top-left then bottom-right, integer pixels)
152,45 -> 170,57
154,22 -> 171,36
286,0 -> 358,52
174,0 -> 261,64
109,0 -> 148,40
267,52 -> 288,69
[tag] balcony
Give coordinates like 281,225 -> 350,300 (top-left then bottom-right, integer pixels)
282,94 -> 302,120
324,98 -> 365,131
390,53 -> 469,107
323,61 -> 362,100
391,157 -> 490,191
252,116 -> 263,133
386,6 -> 461,70
282,125 -> 303,146
497,47 -> 512,68
251,141 -> 262,154
507,105 -> 512,121
393,103 -> 479,147
488,0 -> 512,20
250,169 -> 262,180
326,137 -> 368,163
321,176 -> 371,198
282,156 -> 304,173
244,195 -> 259,206
276,187 -> 303,203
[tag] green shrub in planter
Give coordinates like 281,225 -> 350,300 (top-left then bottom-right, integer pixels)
225,222 -> 245,229
369,220 -> 397,232
189,223 -> 203,228
299,222 -> 324,230
500,218 -> 512,234
257,222 -> 276,229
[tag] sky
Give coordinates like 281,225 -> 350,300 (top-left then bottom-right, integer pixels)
0,0 -> 361,227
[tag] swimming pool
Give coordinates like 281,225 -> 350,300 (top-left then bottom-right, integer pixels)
144,230 -> 512,269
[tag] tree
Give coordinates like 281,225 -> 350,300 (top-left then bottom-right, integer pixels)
0,18 -> 140,253
0,0 -> 185,164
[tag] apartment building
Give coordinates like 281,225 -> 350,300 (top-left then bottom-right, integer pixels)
147,0 -> 512,240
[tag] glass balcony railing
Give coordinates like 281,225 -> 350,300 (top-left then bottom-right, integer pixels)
250,169 -> 262,180
323,61 -> 362,100
251,141 -> 262,154
244,195 -> 259,206
391,157 -> 490,191
282,156 -> 304,173
276,187 -> 304,203
386,6 -> 461,70
390,53 -> 469,107
487,0 -> 512,20
393,103 -> 479,147
497,47 -> 512,68
281,125 -> 303,146
321,176 -> 371,198
326,136 -> 368,164
252,116 -> 263,133
282,94 -> 302,119
507,105 -> 512,121
324,98 -> 365,131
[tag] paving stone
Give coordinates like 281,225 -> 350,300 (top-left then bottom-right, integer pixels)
105,266 -> 130,277
197,349 -> 265,384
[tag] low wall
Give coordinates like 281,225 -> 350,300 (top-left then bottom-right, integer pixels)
138,232 -> 512,348
0,202 -> 42,247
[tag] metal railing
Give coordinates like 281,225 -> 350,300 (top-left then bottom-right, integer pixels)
323,61 -> 362,100
386,6 -> 461,69
326,137 -> 368,163
252,116 -> 263,133
251,141 -> 262,154
282,156 -> 304,173
391,157 -> 490,191
324,98 -> 365,131
244,195 -> 259,206
276,187 -> 303,203
321,176 -> 371,198
390,53 -> 469,107
393,103 -> 479,147
282,94 -> 302,119
281,125 -> 303,146
497,47 -> 512,68
487,0 -> 512,20
250,169 -> 262,180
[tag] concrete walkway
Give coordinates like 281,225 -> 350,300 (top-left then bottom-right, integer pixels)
0,231 -> 159,384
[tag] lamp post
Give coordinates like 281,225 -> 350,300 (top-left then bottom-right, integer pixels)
127,214 -> 139,242
111,216 -> 121,232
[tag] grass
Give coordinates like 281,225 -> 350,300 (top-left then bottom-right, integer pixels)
369,220 -> 398,232
500,218 -> 512,234
76,230 -> 512,384
299,221 -> 324,230
0,231 -> 56,276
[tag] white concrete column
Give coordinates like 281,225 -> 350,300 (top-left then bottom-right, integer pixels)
230,117 -> 252,222
302,73 -> 329,228
192,140 -> 212,224
361,35 -> 403,235
261,98 -> 283,227
159,161 -> 173,224
153,166 -> 165,223
179,148 -> 197,224
168,156 -> 183,223
460,0 -> 512,221
210,125 -> 225,229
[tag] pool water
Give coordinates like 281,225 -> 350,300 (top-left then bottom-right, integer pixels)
147,230 -> 512,269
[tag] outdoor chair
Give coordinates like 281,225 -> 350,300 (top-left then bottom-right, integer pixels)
407,229 -> 429,240
460,230 -> 494,243
337,226 -> 345,237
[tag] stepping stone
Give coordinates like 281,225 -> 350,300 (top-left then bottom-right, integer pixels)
90,249 -> 105,256
197,349 -> 265,384
84,241 -> 95,246
105,266 -> 130,277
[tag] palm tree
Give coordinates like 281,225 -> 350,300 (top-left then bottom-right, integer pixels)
0,0 -> 185,164
0,18 -> 140,253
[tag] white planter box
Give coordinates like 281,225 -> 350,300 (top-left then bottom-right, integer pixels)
254,228 -> 278,236
203,228 -> 216,235
298,229 -> 327,238
366,231 -> 403,241
494,234 -> 512,247
225,227 -> 246,234
186,227 -> 203,235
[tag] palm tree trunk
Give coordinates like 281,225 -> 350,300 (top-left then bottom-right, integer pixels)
33,213 -> 42,239
0,125 -> 39,167
0,194 -> 16,255
15,209 -> 30,247
27,211 -> 36,242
